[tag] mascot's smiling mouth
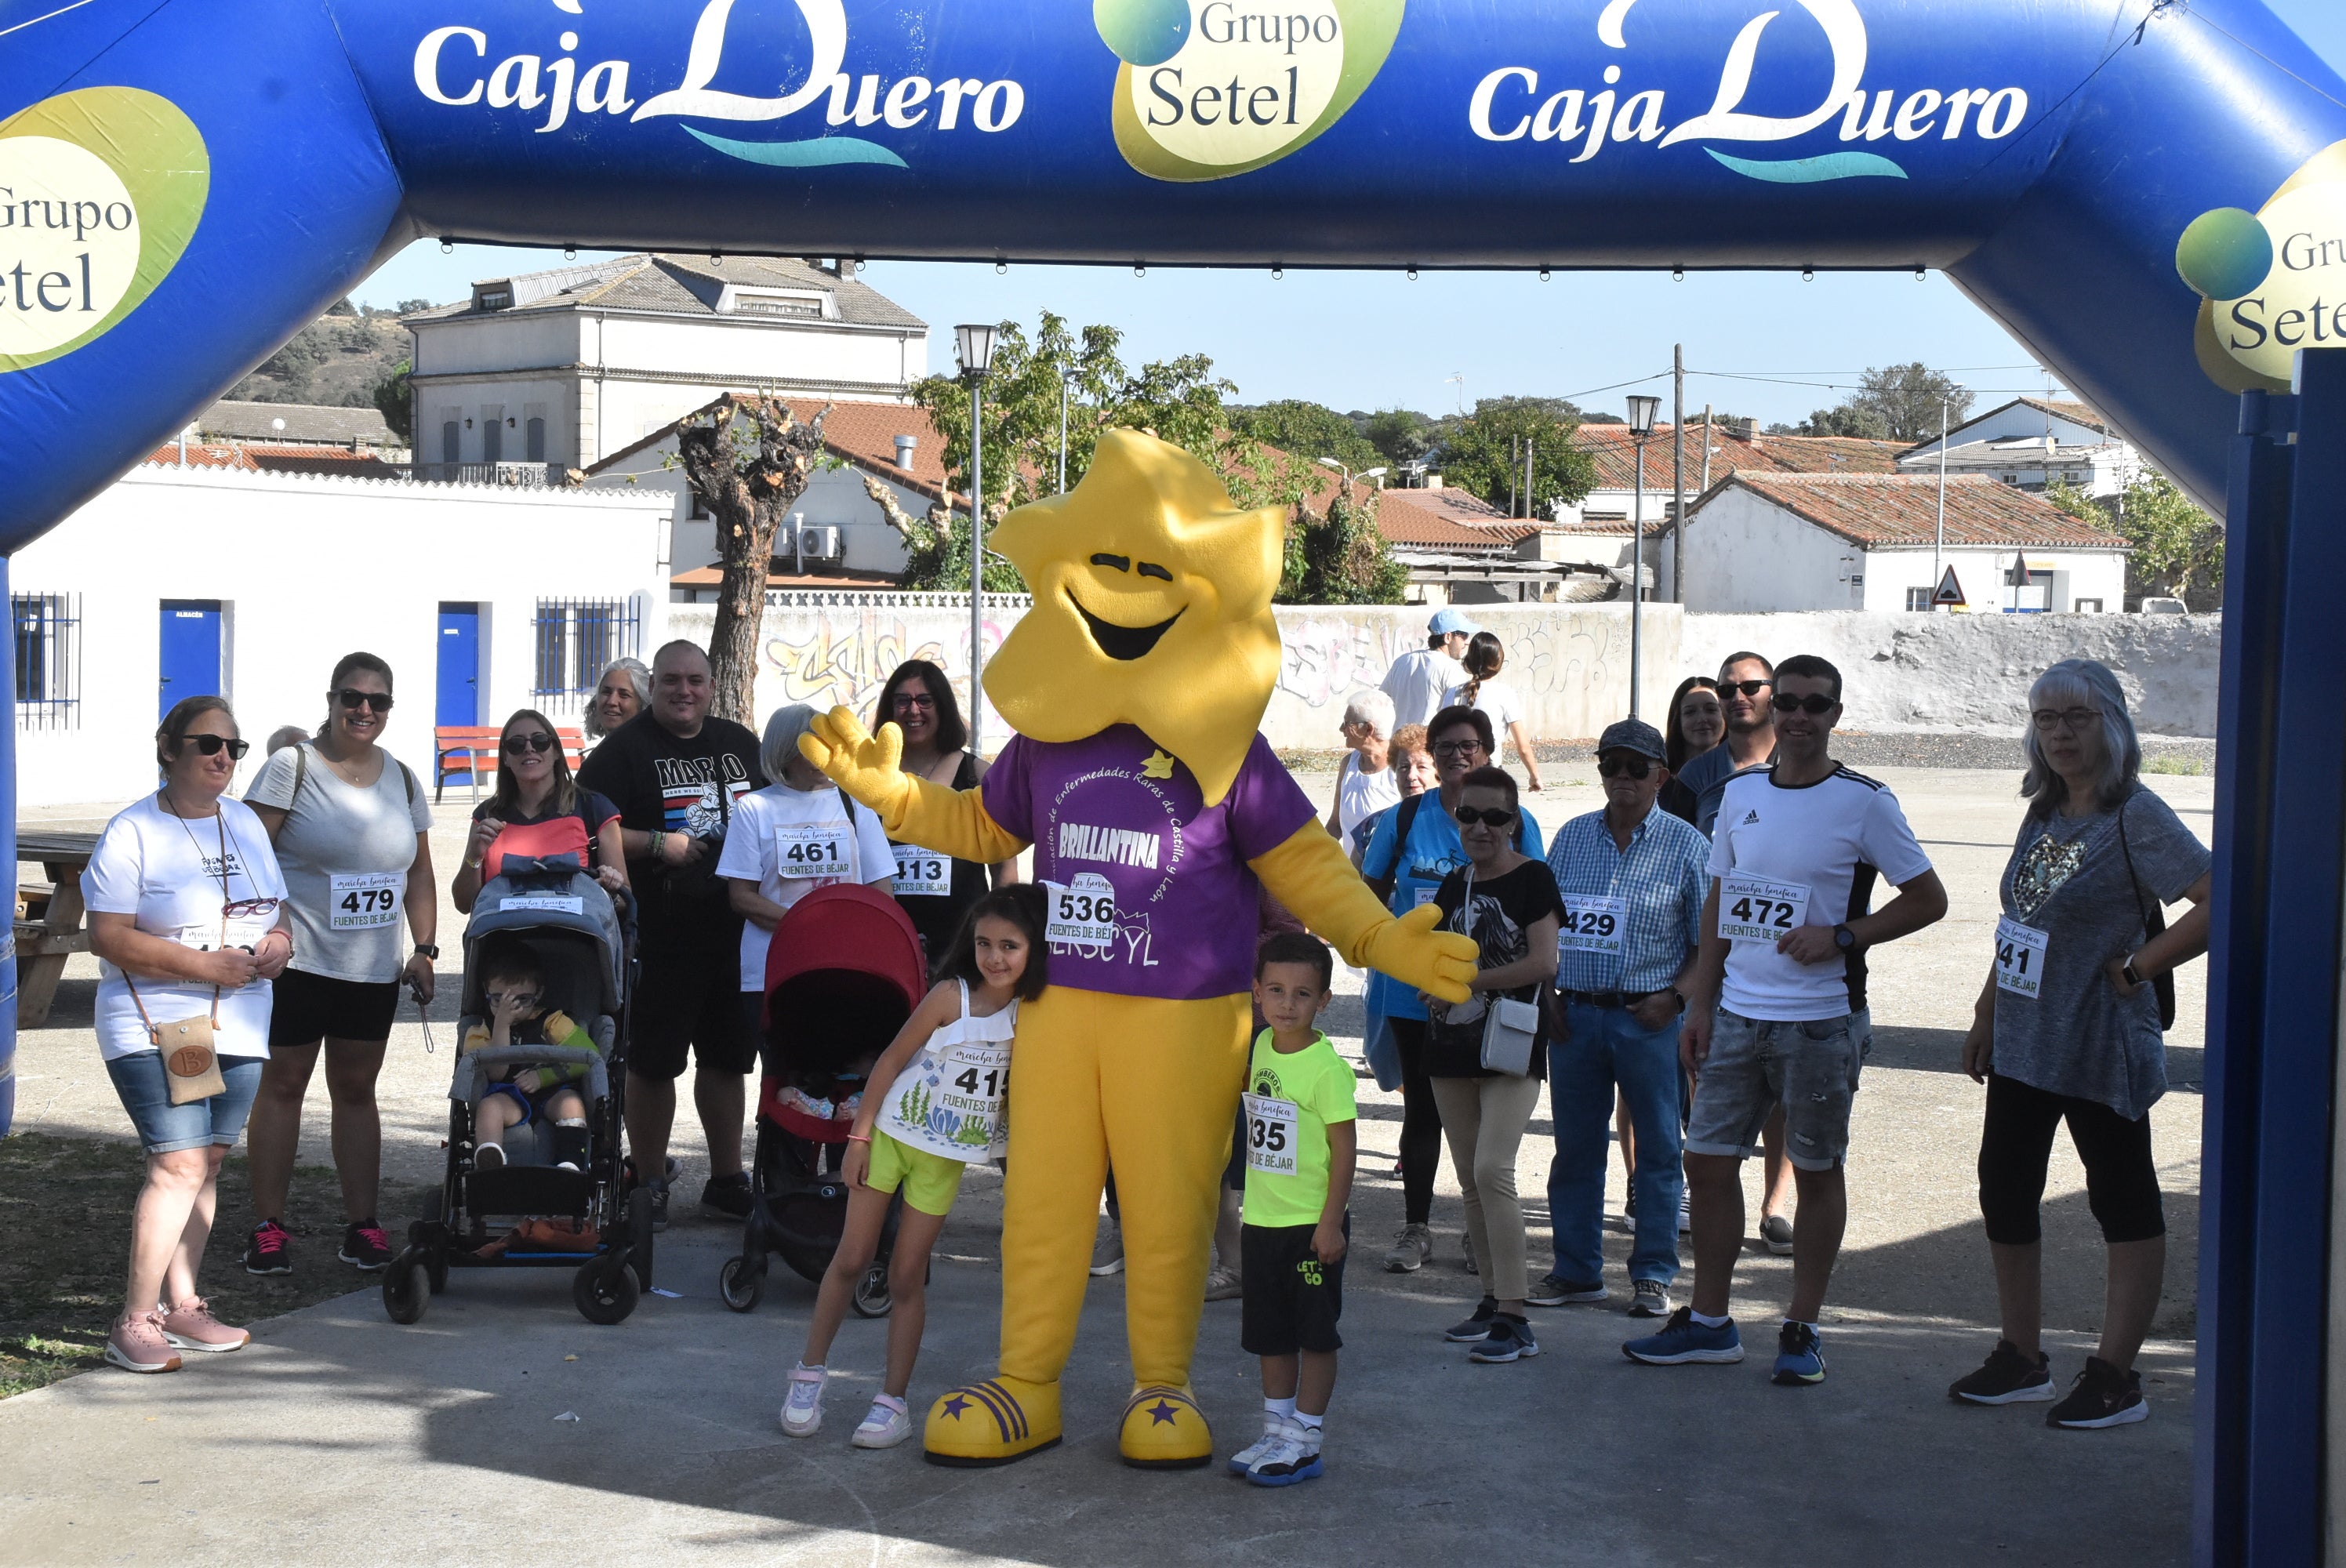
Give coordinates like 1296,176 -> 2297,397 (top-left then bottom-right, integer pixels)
1069,591 -> 1185,661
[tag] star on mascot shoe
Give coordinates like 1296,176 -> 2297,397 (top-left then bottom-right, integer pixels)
803,430 -> 1476,1470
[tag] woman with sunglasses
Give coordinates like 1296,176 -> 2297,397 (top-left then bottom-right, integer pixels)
1422,764 -> 1563,1365
1659,677 -> 1724,826
241,652 -> 438,1277
869,659 -> 1019,964
452,710 -> 628,913
84,697 -> 292,1372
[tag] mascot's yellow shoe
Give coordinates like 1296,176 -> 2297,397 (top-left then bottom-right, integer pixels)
1119,1383 -> 1213,1469
923,1376 -> 1062,1467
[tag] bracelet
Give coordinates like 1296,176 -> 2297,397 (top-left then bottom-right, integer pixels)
844,1133 -> 871,1145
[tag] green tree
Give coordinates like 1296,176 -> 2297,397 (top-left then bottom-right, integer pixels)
2045,472 -> 2222,609
1793,405 -> 1890,439
1834,363 -> 1973,442
1361,407 -> 1434,466
1226,399 -> 1381,472
1432,397 -> 1596,517
372,358 -> 412,441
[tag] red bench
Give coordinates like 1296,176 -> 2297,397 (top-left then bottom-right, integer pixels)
434,725 -> 588,803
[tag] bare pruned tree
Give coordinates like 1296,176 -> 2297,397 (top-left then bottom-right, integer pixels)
673,394 -> 832,727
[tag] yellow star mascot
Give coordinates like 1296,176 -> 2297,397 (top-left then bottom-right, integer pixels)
804,429 -> 1475,1468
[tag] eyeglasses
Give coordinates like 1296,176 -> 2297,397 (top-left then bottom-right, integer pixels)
503,732 -> 557,756
1453,805 -> 1517,828
223,898 -> 278,918
1432,739 -> 1486,760
179,734 -> 250,760
1772,693 -> 1837,715
484,989 -> 541,1008
1720,679 -> 1773,698
2032,707 -> 2099,732
891,692 -> 938,712
335,688 -> 394,713
1596,754 -> 1654,779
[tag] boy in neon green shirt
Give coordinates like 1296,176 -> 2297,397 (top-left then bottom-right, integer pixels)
1229,931 -> 1357,1487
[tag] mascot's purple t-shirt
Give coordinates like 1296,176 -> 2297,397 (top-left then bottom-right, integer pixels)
981,724 -> 1316,1000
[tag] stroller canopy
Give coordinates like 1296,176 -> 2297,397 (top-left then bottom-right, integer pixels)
462,855 -> 628,1019
763,883 -> 925,1014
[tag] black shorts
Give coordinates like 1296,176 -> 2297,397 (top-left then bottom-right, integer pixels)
1240,1219 -> 1346,1356
267,967 -> 401,1049
627,946 -> 757,1080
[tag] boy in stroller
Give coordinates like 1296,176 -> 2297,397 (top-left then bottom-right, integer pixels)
467,940 -> 596,1175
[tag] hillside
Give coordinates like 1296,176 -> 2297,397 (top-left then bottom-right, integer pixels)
229,299 -> 419,432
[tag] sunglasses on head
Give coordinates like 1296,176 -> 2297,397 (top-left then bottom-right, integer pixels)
180,733 -> 249,760
1596,754 -> 1654,779
1720,678 -> 1773,698
1773,692 -> 1837,715
1453,804 -> 1517,828
503,731 -> 557,756
335,688 -> 394,713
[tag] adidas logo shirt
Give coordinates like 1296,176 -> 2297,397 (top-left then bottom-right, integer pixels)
1708,764 -> 1933,1022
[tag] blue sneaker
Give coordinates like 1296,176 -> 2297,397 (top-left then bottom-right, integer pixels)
1623,1305 -> 1745,1365
1773,1321 -> 1827,1385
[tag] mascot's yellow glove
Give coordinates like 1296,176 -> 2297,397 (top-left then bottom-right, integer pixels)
1250,824 -> 1479,1004
801,706 -> 1028,866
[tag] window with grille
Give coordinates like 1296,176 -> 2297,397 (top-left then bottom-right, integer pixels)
13,592 -> 79,728
532,598 -> 640,701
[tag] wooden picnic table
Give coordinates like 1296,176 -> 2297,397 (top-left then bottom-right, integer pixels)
16,829 -> 98,1028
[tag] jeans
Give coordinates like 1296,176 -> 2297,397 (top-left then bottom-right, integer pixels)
1685,1009 -> 1861,1171
1547,1002 -> 1683,1287
105,1051 -> 265,1156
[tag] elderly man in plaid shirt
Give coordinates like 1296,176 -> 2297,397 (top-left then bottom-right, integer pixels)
1531,717 -> 1712,1319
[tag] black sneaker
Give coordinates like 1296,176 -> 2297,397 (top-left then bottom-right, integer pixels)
699,1172 -> 753,1220
645,1181 -> 671,1232
2047,1356 -> 2148,1428
243,1218 -> 292,1276
1469,1313 -> 1539,1363
1527,1274 -> 1607,1307
1443,1297 -> 1500,1342
1950,1339 -> 2055,1405
339,1219 -> 392,1271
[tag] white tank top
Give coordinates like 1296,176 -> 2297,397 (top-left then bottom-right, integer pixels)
1337,753 -> 1401,840
874,982 -> 1018,1163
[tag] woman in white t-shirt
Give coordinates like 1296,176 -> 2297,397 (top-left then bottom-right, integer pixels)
1325,688 -> 1400,841
717,704 -> 898,1044
1444,632 -> 1545,791
84,697 -> 292,1374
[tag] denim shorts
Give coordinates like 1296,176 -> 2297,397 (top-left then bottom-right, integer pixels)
104,1051 -> 265,1156
1684,1009 -> 1862,1172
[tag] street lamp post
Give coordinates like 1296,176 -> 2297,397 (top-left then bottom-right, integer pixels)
1057,366 -> 1070,494
1932,385 -> 1963,611
1626,394 -> 1661,718
956,322 -> 997,752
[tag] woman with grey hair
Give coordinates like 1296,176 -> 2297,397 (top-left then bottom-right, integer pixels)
1951,658 -> 2210,1430
1326,688 -> 1400,840
583,657 -> 651,742
715,704 -> 898,1038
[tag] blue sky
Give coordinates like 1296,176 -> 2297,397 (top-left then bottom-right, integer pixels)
354,1 -> 2345,430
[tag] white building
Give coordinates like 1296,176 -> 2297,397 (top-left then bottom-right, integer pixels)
403,255 -> 928,479
10,463 -> 671,806
1679,472 -> 2130,615
1898,396 -> 2138,499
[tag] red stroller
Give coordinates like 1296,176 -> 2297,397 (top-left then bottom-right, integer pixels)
718,883 -> 927,1316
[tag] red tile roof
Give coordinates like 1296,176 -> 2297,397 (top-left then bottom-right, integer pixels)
1701,472 -> 2131,550
144,443 -> 261,470
1572,423 -> 1906,490
1373,487 -> 1539,549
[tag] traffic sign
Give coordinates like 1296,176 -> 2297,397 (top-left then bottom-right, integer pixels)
1933,567 -> 1966,608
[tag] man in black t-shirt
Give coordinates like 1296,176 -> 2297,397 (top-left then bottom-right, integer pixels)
578,641 -> 764,1228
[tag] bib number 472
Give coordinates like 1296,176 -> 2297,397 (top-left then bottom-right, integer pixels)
1727,895 -> 1794,930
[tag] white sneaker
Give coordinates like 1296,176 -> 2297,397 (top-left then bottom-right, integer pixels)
852,1394 -> 913,1449
1204,1264 -> 1243,1301
1629,1279 -> 1674,1318
1382,1223 -> 1433,1272
474,1142 -> 505,1171
780,1363 -> 826,1436
1227,1412 -> 1285,1474
1245,1418 -> 1325,1486
1089,1214 -> 1124,1276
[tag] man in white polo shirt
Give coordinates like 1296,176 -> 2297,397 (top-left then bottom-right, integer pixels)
1378,608 -> 1475,731
1623,654 -> 1947,1387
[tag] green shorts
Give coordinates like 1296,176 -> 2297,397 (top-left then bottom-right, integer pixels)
866,1128 -> 968,1217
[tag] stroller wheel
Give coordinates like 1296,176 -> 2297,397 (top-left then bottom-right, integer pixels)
626,1189 -> 657,1294
719,1254 -> 764,1313
425,1250 -> 449,1295
383,1254 -> 430,1325
574,1254 -> 640,1326
851,1261 -> 892,1319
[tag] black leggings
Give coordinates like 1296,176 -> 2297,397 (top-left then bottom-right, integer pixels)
1389,1018 -> 1445,1226
1977,1073 -> 2165,1246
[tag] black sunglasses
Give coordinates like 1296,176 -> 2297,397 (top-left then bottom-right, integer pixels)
892,692 -> 938,711
1773,693 -> 1838,715
1454,804 -> 1517,828
1432,739 -> 1486,760
1720,678 -> 1773,698
335,688 -> 394,713
503,732 -> 557,756
1596,754 -> 1654,779
180,733 -> 250,760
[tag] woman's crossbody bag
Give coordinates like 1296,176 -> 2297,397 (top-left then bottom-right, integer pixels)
2115,794 -> 2178,1033
1449,867 -> 1542,1076
127,807 -> 231,1105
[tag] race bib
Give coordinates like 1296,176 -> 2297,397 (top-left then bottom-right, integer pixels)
499,894 -> 584,915
1557,895 -> 1627,956
1994,915 -> 2050,999
775,821 -> 851,880
1242,1091 -> 1300,1177
1411,884 -> 1440,909
879,1039 -> 1010,1162
892,844 -> 953,898
1719,876 -> 1810,943
1045,873 -> 1119,951
176,898 -> 282,954
329,871 -> 401,931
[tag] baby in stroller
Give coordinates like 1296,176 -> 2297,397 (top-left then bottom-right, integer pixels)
467,939 -> 597,1174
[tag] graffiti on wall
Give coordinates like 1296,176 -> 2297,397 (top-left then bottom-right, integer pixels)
1273,609 -> 1631,725
754,608 -> 1020,733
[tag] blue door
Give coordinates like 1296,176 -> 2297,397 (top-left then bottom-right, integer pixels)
437,603 -> 481,728
158,601 -> 222,719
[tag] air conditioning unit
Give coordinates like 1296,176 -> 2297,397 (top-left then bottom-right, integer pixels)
796,525 -> 842,560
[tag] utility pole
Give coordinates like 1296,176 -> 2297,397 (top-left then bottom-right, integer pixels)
1509,435 -> 1520,517
1525,434 -> 1536,520
1671,343 -> 1686,601
1700,403 -> 1713,492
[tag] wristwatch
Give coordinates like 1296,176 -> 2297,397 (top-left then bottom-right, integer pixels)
2121,957 -> 2146,988
412,942 -> 440,960
1832,924 -> 1857,953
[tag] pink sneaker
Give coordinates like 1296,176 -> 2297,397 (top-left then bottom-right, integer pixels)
161,1297 -> 249,1353
105,1310 -> 183,1374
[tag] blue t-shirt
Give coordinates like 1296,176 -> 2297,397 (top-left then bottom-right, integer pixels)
1359,793 -> 1545,1021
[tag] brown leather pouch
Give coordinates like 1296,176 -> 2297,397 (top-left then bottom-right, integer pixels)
156,1015 -> 227,1105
